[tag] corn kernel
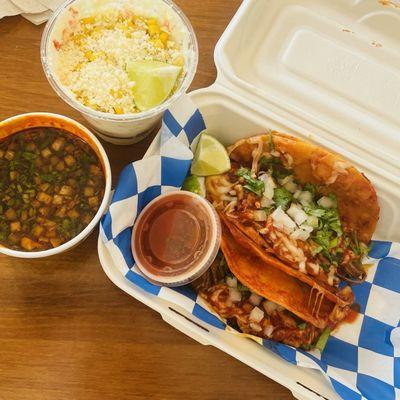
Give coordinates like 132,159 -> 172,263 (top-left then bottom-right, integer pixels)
114,107 -> 124,114
160,31 -> 169,45
146,18 -> 158,25
85,50 -> 95,61
74,62 -> 83,71
80,16 -> 95,25
147,23 -> 161,36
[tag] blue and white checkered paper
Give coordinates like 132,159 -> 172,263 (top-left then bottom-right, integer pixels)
100,95 -> 400,400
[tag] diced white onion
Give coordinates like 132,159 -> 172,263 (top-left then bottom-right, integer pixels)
291,228 -> 311,241
284,180 -> 298,193
293,190 -> 302,199
271,150 -> 280,157
287,203 -> 308,226
308,262 -> 320,275
327,267 -> 335,286
226,276 -> 237,288
249,292 -> 263,306
259,173 -> 276,200
250,322 -> 262,332
299,191 -> 313,206
249,306 -> 265,323
263,300 -> 278,315
318,196 -> 336,209
260,196 -> 274,208
228,288 -> 241,302
306,215 -> 319,228
264,325 -> 275,338
300,224 -> 313,233
279,175 -> 293,185
253,210 -> 267,222
284,153 -> 294,166
271,207 -> 296,234
299,260 -> 307,273
229,190 -> 236,196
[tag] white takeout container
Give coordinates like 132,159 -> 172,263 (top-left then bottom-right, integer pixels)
41,0 -> 198,145
98,1 -> 400,399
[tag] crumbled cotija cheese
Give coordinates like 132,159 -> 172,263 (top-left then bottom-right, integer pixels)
54,11 -> 184,114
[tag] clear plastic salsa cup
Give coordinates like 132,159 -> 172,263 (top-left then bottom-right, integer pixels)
131,191 -> 221,287
40,0 -> 198,145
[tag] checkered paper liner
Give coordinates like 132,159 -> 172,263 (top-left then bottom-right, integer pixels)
100,95 -> 400,400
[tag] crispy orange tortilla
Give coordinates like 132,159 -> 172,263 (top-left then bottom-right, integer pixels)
220,221 -> 349,329
227,132 -> 379,243
220,213 -> 353,308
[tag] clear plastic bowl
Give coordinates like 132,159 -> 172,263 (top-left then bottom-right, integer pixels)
40,0 -> 198,145
131,191 -> 221,287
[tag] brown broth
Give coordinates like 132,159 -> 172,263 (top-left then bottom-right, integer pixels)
0,127 -> 105,251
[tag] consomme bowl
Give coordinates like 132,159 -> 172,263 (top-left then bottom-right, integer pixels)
0,112 -> 112,258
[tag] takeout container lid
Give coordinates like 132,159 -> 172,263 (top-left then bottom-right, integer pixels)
99,1 -> 400,399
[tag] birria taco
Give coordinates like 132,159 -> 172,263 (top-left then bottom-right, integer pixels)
192,132 -> 379,349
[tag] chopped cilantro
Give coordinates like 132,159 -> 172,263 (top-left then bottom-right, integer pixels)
303,183 -> 318,196
321,208 -> 342,236
298,322 -> 307,330
314,229 -> 332,249
351,231 -> 370,258
273,187 -> 292,209
320,263 -> 330,272
22,152 -> 38,161
268,131 -> 275,151
237,281 -> 251,296
236,167 -> 265,197
304,206 -> 325,218
259,156 -> 291,180
315,327 -> 331,352
311,245 -> 323,256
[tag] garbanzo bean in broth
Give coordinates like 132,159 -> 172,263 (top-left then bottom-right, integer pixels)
0,127 -> 105,251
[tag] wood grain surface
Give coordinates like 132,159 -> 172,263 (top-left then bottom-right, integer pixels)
0,2 -> 295,399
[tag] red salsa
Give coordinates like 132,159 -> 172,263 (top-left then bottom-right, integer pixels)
132,191 -> 220,286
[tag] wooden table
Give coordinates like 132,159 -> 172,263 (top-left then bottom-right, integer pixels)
0,2 -> 294,399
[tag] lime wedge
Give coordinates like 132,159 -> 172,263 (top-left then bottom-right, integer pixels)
127,60 -> 182,111
191,133 -> 231,176
182,175 -> 206,197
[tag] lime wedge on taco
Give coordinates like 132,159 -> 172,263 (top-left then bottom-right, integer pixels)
191,133 -> 231,176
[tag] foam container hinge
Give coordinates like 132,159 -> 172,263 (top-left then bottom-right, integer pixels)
99,1 -> 400,399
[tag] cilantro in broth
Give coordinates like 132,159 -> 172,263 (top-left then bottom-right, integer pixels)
0,127 -> 105,252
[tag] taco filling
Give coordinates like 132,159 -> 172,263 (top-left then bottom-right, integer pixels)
190,132 -> 379,349
206,133 -> 379,285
